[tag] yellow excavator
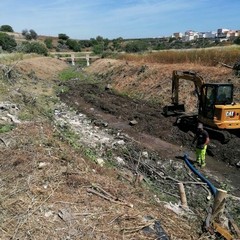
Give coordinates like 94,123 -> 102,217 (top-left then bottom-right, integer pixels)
163,70 -> 240,142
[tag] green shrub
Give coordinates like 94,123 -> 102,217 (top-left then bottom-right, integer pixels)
20,41 -> 48,55
234,37 -> 240,45
0,32 -> 17,52
92,44 -> 104,55
44,38 -> 53,49
0,124 -> 15,133
58,68 -> 83,81
66,39 -> 81,52
125,40 -> 148,53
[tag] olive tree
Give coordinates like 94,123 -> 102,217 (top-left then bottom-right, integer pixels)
58,33 -> 69,40
0,25 -> 14,32
22,29 -> 38,40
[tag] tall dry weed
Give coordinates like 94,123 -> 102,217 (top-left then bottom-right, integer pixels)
118,46 -> 240,66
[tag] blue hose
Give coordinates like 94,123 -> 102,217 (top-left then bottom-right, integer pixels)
184,154 -> 217,196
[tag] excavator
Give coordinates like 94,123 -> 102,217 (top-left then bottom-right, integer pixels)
163,70 -> 240,142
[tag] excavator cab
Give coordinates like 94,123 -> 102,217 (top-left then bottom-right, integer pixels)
199,83 -> 240,130
199,83 -> 233,119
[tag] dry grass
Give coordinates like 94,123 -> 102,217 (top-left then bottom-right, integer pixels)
0,122 -> 199,239
118,46 -> 240,66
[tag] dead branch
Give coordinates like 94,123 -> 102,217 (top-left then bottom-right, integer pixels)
0,61 -> 19,84
161,189 -> 179,199
121,220 -> 155,234
0,137 -> 7,146
225,210 -> 240,238
5,61 -> 19,77
87,187 -> 133,208
91,183 -> 116,199
218,62 -> 234,69
108,214 -> 124,225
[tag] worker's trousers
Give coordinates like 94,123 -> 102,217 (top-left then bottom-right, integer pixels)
196,145 -> 207,167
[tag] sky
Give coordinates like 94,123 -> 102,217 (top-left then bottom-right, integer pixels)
0,0 -> 239,40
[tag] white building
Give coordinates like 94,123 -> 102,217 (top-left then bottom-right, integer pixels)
226,30 -> 240,38
171,28 -> 239,42
199,31 -> 217,39
182,30 -> 199,41
217,28 -> 230,37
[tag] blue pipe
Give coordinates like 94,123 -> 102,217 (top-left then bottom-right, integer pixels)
184,154 -> 217,196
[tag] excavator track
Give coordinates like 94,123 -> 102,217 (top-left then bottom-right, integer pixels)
204,126 -> 232,144
175,114 -> 236,144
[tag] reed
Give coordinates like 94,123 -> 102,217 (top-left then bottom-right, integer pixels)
117,46 -> 240,66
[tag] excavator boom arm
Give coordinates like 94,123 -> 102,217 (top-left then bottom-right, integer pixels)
171,70 -> 204,105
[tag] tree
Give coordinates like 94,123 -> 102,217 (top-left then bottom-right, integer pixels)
234,37 -> 240,45
44,38 -> 53,49
90,38 -> 98,46
58,33 -> 69,40
20,41 -> 48,55
0,32 -> 17,51
79,40 -> 92,48
96,35 -> 104,42
22,29 -> 28,36
66,39 -> 81,52
0,25 -> 14,32
125,40 -> 148,53
29,29 -> 38,40
112,37 -> 123,51
92,44 -> 103,55
22,29 -> 38,40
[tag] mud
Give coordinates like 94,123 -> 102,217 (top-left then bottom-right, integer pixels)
59,78 -> 240,196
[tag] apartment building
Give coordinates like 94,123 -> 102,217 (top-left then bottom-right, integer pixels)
172,28 -> 239,42
182,30 -> 199,42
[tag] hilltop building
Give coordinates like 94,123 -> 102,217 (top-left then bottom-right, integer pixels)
171,28 -> 240,42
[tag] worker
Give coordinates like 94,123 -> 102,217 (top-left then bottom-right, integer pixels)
192,123 -> 210,167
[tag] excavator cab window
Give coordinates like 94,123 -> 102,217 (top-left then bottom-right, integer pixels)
200,83 -> 234,119
204,86 -> 216,118
215,85 -> 233,104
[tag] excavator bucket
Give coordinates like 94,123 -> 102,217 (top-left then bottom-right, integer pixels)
163,104 -> 185,116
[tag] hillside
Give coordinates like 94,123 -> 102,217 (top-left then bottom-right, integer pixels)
0,56 -> 239,239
